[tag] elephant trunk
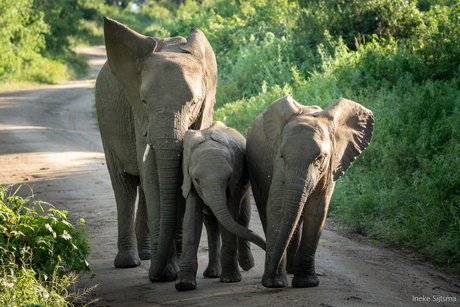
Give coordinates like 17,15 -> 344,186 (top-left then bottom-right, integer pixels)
267,166 -> 317,274
203,185 -> 266,250
150,112 -> 185,279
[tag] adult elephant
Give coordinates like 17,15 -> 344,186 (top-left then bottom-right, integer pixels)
246,95 -> 373,288
95,17 -> 217,282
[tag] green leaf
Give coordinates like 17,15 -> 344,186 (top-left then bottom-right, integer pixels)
61,230 -> 71,240
36,237 -> 50,247
45,224 -> 56,238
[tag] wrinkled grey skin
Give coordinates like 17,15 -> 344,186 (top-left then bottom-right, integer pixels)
176,121 -> 266,291
95,17 -> 217,282
246,95 -> 374,288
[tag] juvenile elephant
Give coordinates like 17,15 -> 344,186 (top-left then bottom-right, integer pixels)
246,95 -> 374,288
176,121 -> 266,291
95,18 -> 217,281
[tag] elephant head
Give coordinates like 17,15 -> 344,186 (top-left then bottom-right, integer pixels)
181,128 -> 266,250
102,18 -> 217,280
259,95 -> 373,287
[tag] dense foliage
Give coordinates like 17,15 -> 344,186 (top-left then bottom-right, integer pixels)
0,0 -> 114,89
125,0 -> 460,272
0,185 -> 94,305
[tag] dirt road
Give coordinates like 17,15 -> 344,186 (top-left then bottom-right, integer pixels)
0,47 -> 459,307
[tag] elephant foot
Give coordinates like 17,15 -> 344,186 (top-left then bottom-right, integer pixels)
238,252 -> 255,271
203,263 -> 221,278
149,262 -> 178,282
138,249 -> 151,260
175,271 -> 197,291
262,272 -> 288,288
292,272 -> 319,288
114,250 -> 141,268
220,270 -> 242,283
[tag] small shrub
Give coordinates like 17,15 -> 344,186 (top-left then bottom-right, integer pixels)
0,185 -> 95,305
329,76 -> 460,272
0,185 -> 93,281
216,32 -> 297,106
215,83 -> 293,135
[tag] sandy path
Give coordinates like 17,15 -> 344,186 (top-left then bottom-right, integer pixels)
0,46 -> 458,307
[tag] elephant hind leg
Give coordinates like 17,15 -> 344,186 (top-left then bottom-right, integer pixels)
237,194 -> 255,271
135,185 -> 151,260
106,160 -> 141,268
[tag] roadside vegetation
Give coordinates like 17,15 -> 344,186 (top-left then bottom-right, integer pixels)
2,4 -> 458,303
0,0 -> 111,92
0,185 -> 95,306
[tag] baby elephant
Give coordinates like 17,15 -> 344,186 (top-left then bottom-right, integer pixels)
247,95 -> 374,288
176,121 -> 266,291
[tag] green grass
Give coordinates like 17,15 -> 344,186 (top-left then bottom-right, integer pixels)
0,51 -> 89,93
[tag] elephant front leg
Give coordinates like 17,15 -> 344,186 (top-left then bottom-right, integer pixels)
262,190 -> 288,288
107,165 -> 141,268
237,194 -> 255,271
219,199 -> 242,283
292,189 -> 331,288
291,232 -> 320,288
219,226 -> 241,283
262,255 -> 287,288
175,191 -> 204,291
286,219 -> 302,274
203,212 -> 221,278
135,185 -> 151,260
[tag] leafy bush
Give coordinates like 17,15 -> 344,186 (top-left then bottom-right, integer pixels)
322,43 -> 460,271
408,4 -> 460,80
215,83 -> 293,134
0,185 -> 94,305
0,0 -> 49,80
0,186 -> 93,280
216,33 -> 298,106
0,0 -> 111,89
0,264 -> 91,307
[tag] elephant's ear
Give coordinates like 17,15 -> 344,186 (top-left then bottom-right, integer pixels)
104,17 -> 157,93
263,95 -> 304,150
180,28 -> 216,67
211,130 -> 244,197
181,28 -> 218,129
182,130 -> 206,199
319,98 -> 374,181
